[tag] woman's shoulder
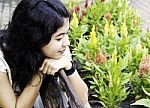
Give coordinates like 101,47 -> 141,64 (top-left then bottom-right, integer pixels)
0,49 -> 7,73
0,49 -> 12,85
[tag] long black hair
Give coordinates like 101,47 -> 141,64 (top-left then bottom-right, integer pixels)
0,0 -> 70,91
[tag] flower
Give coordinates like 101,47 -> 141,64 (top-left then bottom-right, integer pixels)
111,47 -> 117,64
70,12 -> 79,29
104,13 -> 112,21
120,21 -> 128,38
104,19 -> 109,36
80,10 -> 86,20
85,51 -> 91,61
94,49 -> 106,64
89,25 -> 97,49
139,55 -> 150,77
100,0 -> 105,2
84,0 -> 89,8
74,6 -> 80,14
136,39 -> 142,54
109,23 -> 117,37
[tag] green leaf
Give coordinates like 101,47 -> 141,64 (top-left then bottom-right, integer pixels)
91,62 -> 105,74
92,76 -> 99,86
120,55 -> 128,71
142,86 -> 150,97
146,79 -> 150,84
122,72 -> 132,84
80,25 -> 88,34
131,99 -> 150,108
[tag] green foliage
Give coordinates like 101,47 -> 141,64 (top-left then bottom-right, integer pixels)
66,0 -> 150,107
131,80 -> 150,108
90,49 -> 132,108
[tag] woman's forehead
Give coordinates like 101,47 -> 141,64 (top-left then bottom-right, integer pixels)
52,18 -> 69,37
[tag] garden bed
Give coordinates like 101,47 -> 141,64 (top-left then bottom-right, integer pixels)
67,0 -> 150,107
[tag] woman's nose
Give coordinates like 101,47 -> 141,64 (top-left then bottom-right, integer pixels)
63,34 -> 70,46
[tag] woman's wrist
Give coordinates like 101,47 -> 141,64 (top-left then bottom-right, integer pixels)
64,61 -> 76,76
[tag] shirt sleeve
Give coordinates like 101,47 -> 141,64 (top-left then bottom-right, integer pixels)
0,57 -> 7,73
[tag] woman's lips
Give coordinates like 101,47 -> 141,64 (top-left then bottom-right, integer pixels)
58,50 -> 66,54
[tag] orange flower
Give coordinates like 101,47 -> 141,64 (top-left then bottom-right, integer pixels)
94,49 -> 106,64
139,55 -> 150,77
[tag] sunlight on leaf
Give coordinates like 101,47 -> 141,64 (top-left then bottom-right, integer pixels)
131,99 -> 150,108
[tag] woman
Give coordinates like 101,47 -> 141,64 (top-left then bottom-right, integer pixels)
0,0 -> 90,107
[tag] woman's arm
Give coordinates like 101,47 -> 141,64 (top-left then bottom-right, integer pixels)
0,72 -> 44,108
67,70 -> 91,108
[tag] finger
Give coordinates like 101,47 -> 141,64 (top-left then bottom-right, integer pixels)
39,59 -> 47,71
47,66 -> 52,75
51,67 -> 59,75
39,64 -> 44,71
42,62 -> 49,74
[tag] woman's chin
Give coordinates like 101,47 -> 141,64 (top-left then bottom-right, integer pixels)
51,55 -> 63,59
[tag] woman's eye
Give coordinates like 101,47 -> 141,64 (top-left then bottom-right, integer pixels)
56,38 -> 62,41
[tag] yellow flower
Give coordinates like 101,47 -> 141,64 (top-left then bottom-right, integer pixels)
120,21 -> 128,38
136,39 -> 142,54
89,25 -> 97,49
109,23 -> 117,37
126,48 -> 132,62
70,12 -> 79,29
111,47 -> 117,64
104,19 -> 109,36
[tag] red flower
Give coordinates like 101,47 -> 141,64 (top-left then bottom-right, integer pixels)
84,0 -> 89,8
74,6 -> 80,14
80,10 -> 86,20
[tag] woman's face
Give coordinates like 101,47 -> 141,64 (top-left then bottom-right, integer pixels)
41,18 -> 70,59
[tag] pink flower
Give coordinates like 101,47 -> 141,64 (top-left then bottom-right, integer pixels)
139,55 -> 150,77
94,49 -> 106,64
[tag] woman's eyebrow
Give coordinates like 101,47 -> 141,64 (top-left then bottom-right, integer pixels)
56,32 -> 68,37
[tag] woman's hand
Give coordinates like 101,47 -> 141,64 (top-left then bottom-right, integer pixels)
39,56 -> 72,75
